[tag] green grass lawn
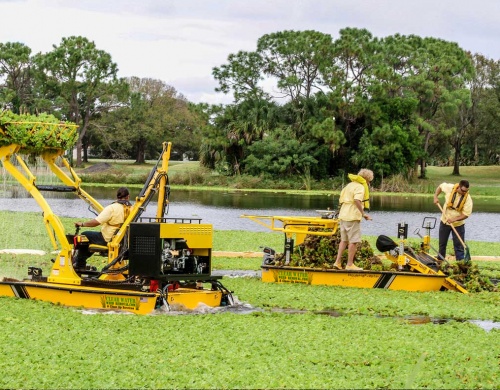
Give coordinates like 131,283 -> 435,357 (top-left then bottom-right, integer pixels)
427,165 -> 500,183
78,159 -> 199,173
424,166 -> 500,196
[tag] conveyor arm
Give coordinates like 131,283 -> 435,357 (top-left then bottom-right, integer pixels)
241,214 -> 338,245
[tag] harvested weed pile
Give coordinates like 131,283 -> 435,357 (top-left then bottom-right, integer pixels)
0,111 -> 78,153
273,230 -> 382,270
440,261 -> 497,292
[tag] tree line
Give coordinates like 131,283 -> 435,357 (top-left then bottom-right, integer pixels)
0,36 -> 202,165
1,29 -> 499,183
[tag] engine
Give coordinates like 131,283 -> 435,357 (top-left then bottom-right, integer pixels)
128,220 -> 213,279
160,239 -> 207,274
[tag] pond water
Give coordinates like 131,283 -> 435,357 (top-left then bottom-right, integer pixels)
79,295 -> 500,332
0,186 -> 499,242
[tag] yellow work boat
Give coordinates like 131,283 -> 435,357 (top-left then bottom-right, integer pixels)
0,281 -> 223,314
242,213 -> 467,293
260,266 -> 447,291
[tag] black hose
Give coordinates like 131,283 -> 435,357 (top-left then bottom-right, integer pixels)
99,249 -> 127,274
213,280 -> 234,306
160,175 -> 170,217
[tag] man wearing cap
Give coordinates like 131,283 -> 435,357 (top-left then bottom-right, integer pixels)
73,187 -> 131,270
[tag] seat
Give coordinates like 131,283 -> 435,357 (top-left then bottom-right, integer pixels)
86,227 -> 122,255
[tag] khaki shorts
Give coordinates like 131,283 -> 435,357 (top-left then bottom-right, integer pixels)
339,220 -> 362,243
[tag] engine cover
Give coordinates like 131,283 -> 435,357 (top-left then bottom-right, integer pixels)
128,221 -> 213,279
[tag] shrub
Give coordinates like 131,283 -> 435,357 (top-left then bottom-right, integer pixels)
378,173 -> 416,193
79,171 -> 128,184
169,168 -> 210,186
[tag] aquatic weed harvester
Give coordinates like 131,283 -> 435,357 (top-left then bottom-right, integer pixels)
0,112 -> 233,313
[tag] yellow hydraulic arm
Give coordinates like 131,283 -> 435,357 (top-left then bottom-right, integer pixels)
76,142 -> 172,281
241,214 -> 338,244
0,140 -> 174,284
0,144 -> 81,285
41,149 -> 104,214
106,141 -> 172,263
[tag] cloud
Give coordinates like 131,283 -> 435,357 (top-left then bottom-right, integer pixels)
1,0 -> 499,104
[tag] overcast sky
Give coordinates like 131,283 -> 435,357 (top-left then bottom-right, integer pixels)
1,0 -> 499,104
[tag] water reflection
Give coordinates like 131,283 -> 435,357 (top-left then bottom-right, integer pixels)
405,316 -> 500,332
87,301 -> 500,332
173,190 -> 500,213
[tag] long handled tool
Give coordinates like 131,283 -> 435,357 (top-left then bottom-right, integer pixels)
436,203 -> 471,262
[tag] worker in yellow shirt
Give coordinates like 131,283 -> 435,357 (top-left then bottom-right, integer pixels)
433,180 -> 473,260
334,169 -> 373,271
73,187 -> 131,270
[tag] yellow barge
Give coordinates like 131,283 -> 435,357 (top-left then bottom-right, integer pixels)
0,280 -> 223,314
242,213 -> 467,294
261,265 -> 447,291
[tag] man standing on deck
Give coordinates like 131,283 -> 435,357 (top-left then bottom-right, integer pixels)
433,180 -> 473,261
333,169 -> 373,271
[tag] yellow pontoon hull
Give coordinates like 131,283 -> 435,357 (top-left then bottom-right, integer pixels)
0,281 -> 222,314
261,265 -> 447,292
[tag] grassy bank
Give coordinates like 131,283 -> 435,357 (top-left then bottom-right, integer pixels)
2,157 -> 500,201
1,211 -> 499,254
